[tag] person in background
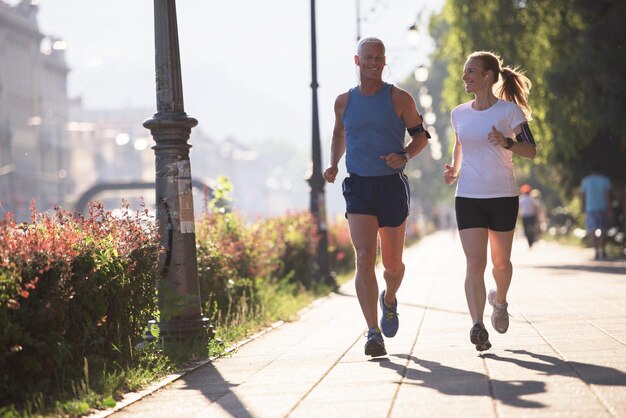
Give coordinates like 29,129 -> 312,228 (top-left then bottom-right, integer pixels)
519,184 -> 539,248
530,188 -> 547,239
443,50 -> 538,352
581,163 -> 612,260
323,37 -> 429,357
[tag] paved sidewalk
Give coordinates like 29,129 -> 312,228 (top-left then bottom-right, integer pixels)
103,232 -> 626,418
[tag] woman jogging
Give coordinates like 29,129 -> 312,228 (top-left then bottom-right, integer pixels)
443,51 -> 538,351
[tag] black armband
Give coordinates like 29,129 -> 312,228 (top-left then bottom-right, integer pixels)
407,123 -> 431,139
515,122 -> 536,146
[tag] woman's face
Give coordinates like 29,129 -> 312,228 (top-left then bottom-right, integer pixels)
356,43 -> 386,80
462,58 -> 489,94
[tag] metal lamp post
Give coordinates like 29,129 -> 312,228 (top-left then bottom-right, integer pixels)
356,0 -> 362,42
307,0 -> 334,287
144,0 -> 210,339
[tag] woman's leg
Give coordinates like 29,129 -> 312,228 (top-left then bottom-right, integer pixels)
458,227 -> 489,324
488,229 -> 515,304
347,213 -> 381,329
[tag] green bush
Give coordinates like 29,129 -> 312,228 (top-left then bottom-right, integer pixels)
195,204 -> 322,328
194,177 -> 353,329
0,202 -> 160,410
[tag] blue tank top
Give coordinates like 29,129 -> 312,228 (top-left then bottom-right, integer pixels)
343,83 -> 406,176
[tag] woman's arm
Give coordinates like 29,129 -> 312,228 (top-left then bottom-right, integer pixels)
443,132 -> 462,185
487,123 -> 537,159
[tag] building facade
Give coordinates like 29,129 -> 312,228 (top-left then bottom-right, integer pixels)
0,0 -> 69,221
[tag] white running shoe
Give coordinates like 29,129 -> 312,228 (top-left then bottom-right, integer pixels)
488,289 -> 510,333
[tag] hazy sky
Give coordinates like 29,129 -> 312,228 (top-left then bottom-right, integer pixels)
35,0 -> 444,149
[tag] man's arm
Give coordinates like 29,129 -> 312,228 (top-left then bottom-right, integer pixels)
323,93 -> 348,183
382,87 -> 429,169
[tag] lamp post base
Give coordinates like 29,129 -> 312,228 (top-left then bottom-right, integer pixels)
147,317 -> 214,342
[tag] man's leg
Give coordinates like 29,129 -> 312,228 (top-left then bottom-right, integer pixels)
347,213 -> 380,329
587,212 -> 602,259
376,221 -> 407,338
379,221 -> 407,304
599,212 -> 608,258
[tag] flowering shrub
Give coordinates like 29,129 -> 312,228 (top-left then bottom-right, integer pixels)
0,202 -> 160,408
195,209 -> 259,325
196,206 -> 323,327
250,212 -> 319,287
328,218 -> 355,275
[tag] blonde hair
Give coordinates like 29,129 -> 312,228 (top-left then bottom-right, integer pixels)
468,50 -> 532,120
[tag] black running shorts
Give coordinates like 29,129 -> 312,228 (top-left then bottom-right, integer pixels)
342,173 -> 410,228
455,196 -> 519,231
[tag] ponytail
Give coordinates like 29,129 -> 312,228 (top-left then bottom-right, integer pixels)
498,66 -> 532,120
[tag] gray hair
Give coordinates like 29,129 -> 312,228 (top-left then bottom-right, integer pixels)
357,37 -> 385,57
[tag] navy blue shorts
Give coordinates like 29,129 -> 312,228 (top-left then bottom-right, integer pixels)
455,196 -> 519,231
342,173 -> 410,228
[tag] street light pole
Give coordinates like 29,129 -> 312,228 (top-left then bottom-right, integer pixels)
144,0 -> 210,339
307,0 -> 334,287
356,0 -> 362,42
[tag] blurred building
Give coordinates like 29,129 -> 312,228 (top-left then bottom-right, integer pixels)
0,0 -> 70,221
66,103 -> 157,209
66,103 -> 293,219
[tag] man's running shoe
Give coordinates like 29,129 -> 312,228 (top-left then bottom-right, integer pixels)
470,323 -> 491,352
488,289 -> 510,333
379,290 -> 399,338
364,327 -> 387,357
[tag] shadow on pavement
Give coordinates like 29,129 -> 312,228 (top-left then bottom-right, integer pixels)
177,363 -> 254,418
483,349 -> 626,386
333,289 -> 467,316
380,354 -> 546,408
535,263 -> 626,275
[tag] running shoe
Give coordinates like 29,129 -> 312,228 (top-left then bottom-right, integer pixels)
469,323 -> 491,352
364,327 -> 387,357
488,289 -> 510,333
379,290 -> 399,338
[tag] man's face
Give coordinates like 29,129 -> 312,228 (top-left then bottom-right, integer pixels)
356,43 -> 386,80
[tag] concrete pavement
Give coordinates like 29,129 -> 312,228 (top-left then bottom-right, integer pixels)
98,231 -> 626,418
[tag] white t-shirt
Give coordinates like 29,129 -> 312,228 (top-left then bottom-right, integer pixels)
451,99 -> 527,198
519,194 -> 538,217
